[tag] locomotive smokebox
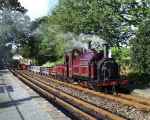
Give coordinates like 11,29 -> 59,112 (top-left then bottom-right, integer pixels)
103,43 -> 109,58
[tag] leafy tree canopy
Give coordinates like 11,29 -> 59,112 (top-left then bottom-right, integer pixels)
50,0 -> 150,46
130,19 -> 150,74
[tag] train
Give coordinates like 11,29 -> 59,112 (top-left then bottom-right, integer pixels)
17,43 -> 128,91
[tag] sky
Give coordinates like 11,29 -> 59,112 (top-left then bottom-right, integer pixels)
19,0 -> 58,20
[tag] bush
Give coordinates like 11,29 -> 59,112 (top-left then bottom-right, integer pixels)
127,72 -> 150,85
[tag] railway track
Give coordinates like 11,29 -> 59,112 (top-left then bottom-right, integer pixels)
116,93 -> 150,106
11,70 -> 126,120
12,70 -> 150,120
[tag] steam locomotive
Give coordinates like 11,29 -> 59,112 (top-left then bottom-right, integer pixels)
19,43 -> 128,91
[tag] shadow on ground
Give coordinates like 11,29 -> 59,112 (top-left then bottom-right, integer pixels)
0,96 -> 40,109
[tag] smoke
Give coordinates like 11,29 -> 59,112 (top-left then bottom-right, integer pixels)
64,32 -> 107,51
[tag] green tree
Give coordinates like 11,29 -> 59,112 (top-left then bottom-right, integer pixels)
51,0 -> 121,46
130,19 -> 150,74
50,0 -> 150,46
0,10 -> 31,47
0,0 -> 26,12
22,17 -> 66,65
0,0 -> 29,47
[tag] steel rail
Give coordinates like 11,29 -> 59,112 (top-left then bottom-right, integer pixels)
15,70 -> 126,120
117,93 -> 150,106
23,70 -> 150,111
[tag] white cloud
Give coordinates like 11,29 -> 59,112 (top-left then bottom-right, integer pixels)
19,0 -> 49,20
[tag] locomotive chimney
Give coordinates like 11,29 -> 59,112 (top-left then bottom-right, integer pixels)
88,41 -> 92,49
103,43 -> 109,58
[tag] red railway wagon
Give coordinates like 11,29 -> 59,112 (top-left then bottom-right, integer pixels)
49,67 -> 53,75
55,64 -> 65,77
50,66 -> 57,77
19,64 -> 28,70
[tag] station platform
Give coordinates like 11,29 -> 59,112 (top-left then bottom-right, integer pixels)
0,69 -> 71,120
